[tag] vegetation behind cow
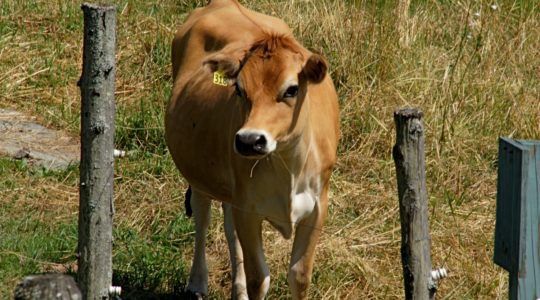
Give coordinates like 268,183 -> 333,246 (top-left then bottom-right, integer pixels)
0,0 -> 538,298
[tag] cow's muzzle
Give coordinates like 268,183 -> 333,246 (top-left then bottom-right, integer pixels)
234,129 -> 276,157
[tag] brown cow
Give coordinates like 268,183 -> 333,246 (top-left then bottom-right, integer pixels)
165,0 -> 339,299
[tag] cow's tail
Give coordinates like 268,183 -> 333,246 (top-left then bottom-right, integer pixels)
185,185 -> 193,217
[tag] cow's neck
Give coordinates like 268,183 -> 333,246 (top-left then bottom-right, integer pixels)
264,125 -> 320,238
273,126 -> 314,179
272,93 -> 313,175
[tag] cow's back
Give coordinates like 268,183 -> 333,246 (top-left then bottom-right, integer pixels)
170,0 -> 291,87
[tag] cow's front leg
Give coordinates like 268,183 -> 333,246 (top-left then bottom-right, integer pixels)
288,188 -> 328,300
232,208 -> 269,300
187,189 -> 212,298
223,203 -> 248,300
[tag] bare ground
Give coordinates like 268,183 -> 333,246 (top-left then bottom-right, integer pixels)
0,109 -> 79,169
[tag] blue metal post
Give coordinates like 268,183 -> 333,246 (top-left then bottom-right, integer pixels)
494,138 -> 540,299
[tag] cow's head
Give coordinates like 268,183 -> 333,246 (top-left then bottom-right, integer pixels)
203,35 -> 328,158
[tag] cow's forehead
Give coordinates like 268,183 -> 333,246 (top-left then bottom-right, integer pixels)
240,46 -> 303,94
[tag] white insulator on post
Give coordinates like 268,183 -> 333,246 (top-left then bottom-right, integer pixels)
113,149 -> 126,158
431,268 -> 448,281
109,286 -> 122,296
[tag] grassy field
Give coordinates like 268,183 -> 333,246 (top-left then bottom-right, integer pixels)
1,0 -> 539,299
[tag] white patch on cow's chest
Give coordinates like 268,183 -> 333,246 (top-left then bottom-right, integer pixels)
290,142 -> 322,226
263,177 -> 320,239
291,186 -> 318,226
250,145 -> 322,239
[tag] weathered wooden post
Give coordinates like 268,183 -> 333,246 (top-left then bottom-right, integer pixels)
78,3 -> 116,300
494,138 -> 540,299
392,108 -> 436,300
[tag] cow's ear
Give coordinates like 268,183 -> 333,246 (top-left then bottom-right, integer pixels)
302,53 -> 328,84
203,44 -> 247,80
203,53 -> 240,79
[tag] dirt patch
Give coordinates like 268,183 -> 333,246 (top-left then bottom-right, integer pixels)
0,109 -> 79,169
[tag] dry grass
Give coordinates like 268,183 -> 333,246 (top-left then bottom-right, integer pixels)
0,0 -> 539,299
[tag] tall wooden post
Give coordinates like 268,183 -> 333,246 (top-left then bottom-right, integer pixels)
393,108 -> 435,300
494,138 -> 540,299
78,3 -> 116,300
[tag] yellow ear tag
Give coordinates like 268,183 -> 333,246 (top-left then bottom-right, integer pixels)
213,70 -> 229,86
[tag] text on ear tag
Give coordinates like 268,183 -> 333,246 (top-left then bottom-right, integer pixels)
213,71 -> 228,86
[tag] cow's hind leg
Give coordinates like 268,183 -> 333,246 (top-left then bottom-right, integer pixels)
288,188 -> 329,300
223,203 -> 248,300
186,189 -> 212,298
232,209 -> 269,300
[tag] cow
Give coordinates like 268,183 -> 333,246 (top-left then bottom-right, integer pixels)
165,0 -> 339,299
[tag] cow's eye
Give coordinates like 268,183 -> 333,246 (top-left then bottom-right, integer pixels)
283,85 -> 298,98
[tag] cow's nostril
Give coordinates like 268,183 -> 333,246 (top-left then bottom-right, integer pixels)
235,133 -> 245,149
253,135 -> 267,150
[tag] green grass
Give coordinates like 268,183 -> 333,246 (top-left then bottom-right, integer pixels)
113,220 -> 191,295
0,158 -> 78,294
1,0 -> 539,299
0,156 -> 192,298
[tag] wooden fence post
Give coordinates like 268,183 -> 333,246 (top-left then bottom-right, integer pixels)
494,138 -> 540,299
78,3 -> 116,300
392,108 -> 435,300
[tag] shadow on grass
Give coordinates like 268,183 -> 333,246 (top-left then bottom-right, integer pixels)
113,270 -> 197,300
119,289 -> 199,300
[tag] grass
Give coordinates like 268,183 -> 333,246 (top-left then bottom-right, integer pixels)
1,0 -> 539,299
